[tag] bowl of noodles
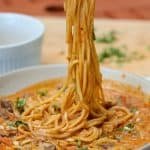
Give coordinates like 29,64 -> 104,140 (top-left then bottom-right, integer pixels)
0,0 -> 150,149
0,64 -> 150,149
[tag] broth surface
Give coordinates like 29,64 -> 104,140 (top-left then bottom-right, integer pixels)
0,79 -> 150,149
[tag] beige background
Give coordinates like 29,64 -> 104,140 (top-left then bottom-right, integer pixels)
40,17 -> 150,76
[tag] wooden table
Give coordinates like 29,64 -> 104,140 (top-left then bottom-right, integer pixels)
1,0 -> 150,19
40,17 -> 150,76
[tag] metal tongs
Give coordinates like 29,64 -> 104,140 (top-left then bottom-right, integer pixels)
140,144 -> 150,150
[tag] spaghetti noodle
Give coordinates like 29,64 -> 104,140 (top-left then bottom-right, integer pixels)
17,0 -> 132,149
0,0 -> 150,149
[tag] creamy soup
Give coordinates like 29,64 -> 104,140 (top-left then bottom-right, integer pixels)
0,79 -> 149,150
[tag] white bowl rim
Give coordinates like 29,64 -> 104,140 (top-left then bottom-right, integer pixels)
0,63 -> 148,81
0,12 -> 45,49
0,64 -> 149,91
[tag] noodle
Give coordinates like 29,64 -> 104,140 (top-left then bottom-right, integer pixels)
11,0 -> 134,149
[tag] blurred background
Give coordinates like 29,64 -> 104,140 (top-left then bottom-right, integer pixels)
0,0 -> 150,76
0,0 -> 150,19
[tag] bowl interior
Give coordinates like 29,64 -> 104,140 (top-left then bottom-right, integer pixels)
0,13 -> 44,47
0,64 -> 149,96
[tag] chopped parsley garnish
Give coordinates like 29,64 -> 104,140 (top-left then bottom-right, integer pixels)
52,104 -> 61,113
75,139 -> 82,147
16,98 -> 26,113
130,107 -> 138,114
9,120 -> 28,128
14,121 -> 28,127
123,123 -> 134,132
99,47 -> 126,63
75,139 -> 88,150
99,47 -> 145,64
96,31 -> 117,44
118,123 -> 135,133
37,89 -> 48,97
130,51 -> 145,60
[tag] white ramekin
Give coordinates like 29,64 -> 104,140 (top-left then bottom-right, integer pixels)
0,13 -> 44,74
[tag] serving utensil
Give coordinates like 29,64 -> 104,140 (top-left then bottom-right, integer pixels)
140,144 -> 150,150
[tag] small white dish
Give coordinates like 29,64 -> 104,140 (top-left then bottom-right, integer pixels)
0,13 -> 44,74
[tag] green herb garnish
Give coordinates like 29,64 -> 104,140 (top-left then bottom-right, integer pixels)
52,104 -> 61,113
96,31 -> 117,43
99,47 -> 126,63
117,127 -> 124,132
37,89 -> 48,97
8,120 -> 28,128
99,47 -> 145,64
130,51 -> 145,61
130,107 -> 137,113
16,98 -> 26,113
75,139 -> 88,150
118,123 -> 135,133
14,121 -> 28,127
75,139 -> 82,147
123,123 -> 134,132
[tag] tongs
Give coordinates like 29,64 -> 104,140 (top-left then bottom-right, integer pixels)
140,144 -> 150,150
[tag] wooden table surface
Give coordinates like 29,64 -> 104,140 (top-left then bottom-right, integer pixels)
40,17 -> 150,76
1,0 -> 150,19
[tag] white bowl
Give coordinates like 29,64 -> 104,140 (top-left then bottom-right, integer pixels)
0,64 -> 149,96
0,65 -> 149,149
0,13 -> 44,74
